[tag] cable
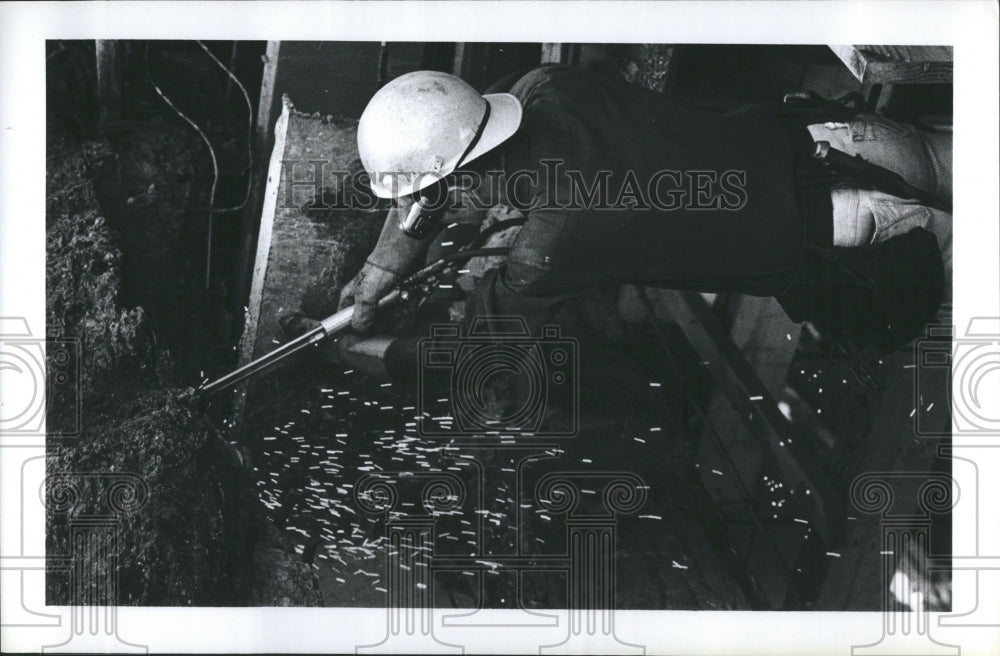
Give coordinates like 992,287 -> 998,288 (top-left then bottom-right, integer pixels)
196,40 -> 254,213
145,42 -> 256,289
145,42 -> 219,289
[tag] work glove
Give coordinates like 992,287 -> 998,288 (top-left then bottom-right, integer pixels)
338,259 -> 406,332
338,199 -> 435,332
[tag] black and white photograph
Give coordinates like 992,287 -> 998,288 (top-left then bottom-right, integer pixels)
1,2 -> 998,654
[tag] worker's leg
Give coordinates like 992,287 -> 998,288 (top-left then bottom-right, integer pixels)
808,115 -> 952,299
827,188 -> 952,302
808,115 -> 951,246
827,188 -> 951,248
807,114 -> 952,201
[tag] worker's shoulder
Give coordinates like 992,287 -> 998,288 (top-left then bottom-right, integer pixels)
505,65 -> 605,105
504,64 -> 602,115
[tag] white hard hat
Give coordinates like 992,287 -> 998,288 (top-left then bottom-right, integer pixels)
357,70 -> 523,199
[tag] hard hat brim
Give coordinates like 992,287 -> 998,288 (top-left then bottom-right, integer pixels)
457,92 -> 523,169
366,92 -> 523,200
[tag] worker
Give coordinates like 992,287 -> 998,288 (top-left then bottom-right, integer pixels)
283,65 -> 949,396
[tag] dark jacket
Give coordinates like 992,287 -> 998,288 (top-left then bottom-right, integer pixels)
489,65 -> 810,296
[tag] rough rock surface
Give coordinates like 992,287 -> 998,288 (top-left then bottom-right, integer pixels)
46,132 -> 321,606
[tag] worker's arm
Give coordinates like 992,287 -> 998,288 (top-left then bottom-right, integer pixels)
339,264 -> 582,384
338,197 -> 439,331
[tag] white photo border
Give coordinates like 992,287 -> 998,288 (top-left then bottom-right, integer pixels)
1,1 -> 997,654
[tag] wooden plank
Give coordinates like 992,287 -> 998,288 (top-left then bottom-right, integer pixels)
255,42 -> 281,151
229,96 -> 293,436
649,290 -> 843,545
540,43 -> 563,64
863,60 -> 953,85
633,288 -> 844,607
94,40 -> 121,134
829,45 -> 952,85
451,42 -> 467,77
232,41 -> 281,327
230,101 -> 385,447
238,95 -> 291,370
452,42 -> 491,85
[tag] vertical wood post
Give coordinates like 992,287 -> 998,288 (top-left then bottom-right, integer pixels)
95,40 -> 121,135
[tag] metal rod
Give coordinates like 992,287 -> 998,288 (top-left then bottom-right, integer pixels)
196,323 -> 328,398
195,289 -> 405,400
